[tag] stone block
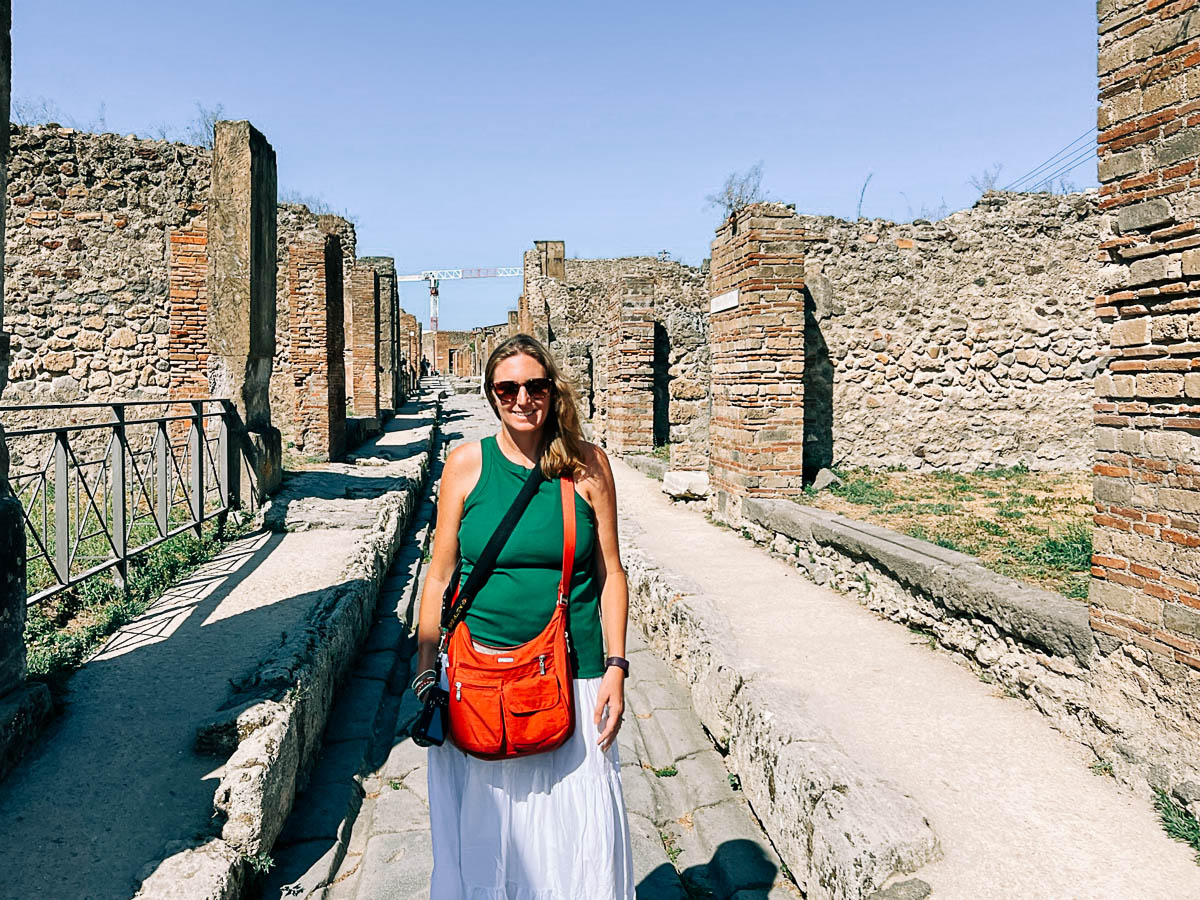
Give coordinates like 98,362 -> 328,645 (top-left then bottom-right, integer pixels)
356,831 -> 433,899
1110,317 -> 1150,347
1091,579 -> 1161,625
1183,249 -> 1200,276
1164,603 -> 1200,639
0,494 -> 26,696
1156,128 -> 1200,167
1136,373 -> 1183,398
1128,255 -> 1182,286
0,681 -> 51,783
1098,150 -> 1141,183
1117,199 -> 1173,234
132,838 -> 244,900
1186,373 -> 1200,399
1159,487 -> 1200,515
662,470 -> 710,500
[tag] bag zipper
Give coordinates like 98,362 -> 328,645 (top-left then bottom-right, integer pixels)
455,681 -> 461,701
538,655 -> 546,675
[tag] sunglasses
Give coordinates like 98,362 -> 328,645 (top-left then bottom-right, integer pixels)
492,378 -> 553,402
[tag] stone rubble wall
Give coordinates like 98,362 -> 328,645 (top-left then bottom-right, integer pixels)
523,248 -> 710,470
739,496 -> 1200,821
2,126 -> 210,465
804,191 -> 1101,473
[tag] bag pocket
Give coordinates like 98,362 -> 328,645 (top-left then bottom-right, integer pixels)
502,675 -> 571,753
448,679 -> 504,757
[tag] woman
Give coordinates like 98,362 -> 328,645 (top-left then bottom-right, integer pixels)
414,333 -> 635,899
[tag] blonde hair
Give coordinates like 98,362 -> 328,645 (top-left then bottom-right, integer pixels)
484,334 -> 588,479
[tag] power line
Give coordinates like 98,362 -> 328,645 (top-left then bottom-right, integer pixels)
1003,127 -> 1096,191
1023,144 -> 1097,191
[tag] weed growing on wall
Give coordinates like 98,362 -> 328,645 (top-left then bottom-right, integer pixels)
1154,789 -> 1200,863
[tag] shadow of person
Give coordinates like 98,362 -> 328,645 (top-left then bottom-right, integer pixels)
638,837 -> 782,899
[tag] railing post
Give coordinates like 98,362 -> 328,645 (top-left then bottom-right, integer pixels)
221,400 -> 242,512
190,400 -> 203,540
110,404 -> 127,591
156,420 -> 169,536
53,430 -> 68,586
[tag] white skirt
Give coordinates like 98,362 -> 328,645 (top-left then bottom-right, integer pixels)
427,673 -> 636,900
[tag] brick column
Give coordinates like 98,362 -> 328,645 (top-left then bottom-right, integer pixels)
606,276 -> 656,454
349,263 -> 380,423
1092,3 -> 1200,671
707,202 -> 807,521
361,256 -> 398,413
167,222 -> 209,401
0,0 -> 50,781
287,234 -> 346,460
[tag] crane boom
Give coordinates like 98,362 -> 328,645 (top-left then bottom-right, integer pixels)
395,265 -> 522,358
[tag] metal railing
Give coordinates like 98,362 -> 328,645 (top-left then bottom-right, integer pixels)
0,398 -> 253,605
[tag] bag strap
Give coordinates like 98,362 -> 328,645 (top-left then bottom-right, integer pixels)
441,461 -> 545,634
557,476 -> 576,607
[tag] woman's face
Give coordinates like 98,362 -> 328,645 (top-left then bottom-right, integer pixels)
491,353 -> 552,436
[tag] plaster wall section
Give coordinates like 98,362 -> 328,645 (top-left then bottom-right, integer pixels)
804,191 -> 1100,474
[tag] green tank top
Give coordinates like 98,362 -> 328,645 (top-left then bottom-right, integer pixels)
456,435 -> 606,678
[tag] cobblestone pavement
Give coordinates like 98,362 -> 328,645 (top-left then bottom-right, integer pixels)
260,386 -> 799,899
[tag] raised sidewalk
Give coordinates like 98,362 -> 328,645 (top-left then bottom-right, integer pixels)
613,459 -> 1199,900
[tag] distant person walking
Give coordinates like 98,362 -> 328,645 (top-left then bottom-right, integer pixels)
414,333 -> 635,899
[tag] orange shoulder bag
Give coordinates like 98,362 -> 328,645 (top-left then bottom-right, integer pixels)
439,470 -> 576,760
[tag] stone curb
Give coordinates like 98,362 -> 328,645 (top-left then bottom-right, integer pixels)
743,498 -> 1095,666
622,547 -> 941,900
0,681 -> 52,784
134,407 -> 437,900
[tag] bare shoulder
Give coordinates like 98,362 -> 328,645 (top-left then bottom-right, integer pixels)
577,441 -> 616,498
443,440 -> 484,496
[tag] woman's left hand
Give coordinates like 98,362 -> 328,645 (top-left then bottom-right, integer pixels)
593,667 -> 626,752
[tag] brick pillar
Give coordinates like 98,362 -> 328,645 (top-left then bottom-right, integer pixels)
349,264 -> 380,423
1092,3 -> 1200,671
361,256 -> 398,413
207,120 -> 283,504
0,0 -> 50,781
606,276 -> 656,454
707,202 -> 807,521
168,222 -> 209,401
287,234 -> 346,460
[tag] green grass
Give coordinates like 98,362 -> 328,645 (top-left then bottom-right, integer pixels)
1155,789 -> 1200,863
830,473 -> 897,507
650,444 -> 670,463
652,765 -> 678,778
24,516 -> 251,698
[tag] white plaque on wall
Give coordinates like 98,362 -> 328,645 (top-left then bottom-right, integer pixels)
710,288 -> 739,314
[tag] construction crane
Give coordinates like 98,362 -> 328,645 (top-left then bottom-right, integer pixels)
395,267 -> 522,347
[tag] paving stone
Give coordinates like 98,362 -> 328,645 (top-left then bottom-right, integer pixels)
629,812 -> 687,900
324,677 -> 388,742
307,738 -> 370,786
635,705 -> 713,767
370,783 -> 428,834
258,839 -> 340,900
692,800 -> 781,894
355,649 -> 398,682
365,618 -> 408,653
649,750 -> 738,825
627,678 -> 692,712
402,765 -> 429,804
382,735 -> 428,780
323,850 -> 362,900
356,831 -> 433,899
275,778 -> 361,847
867,878 -> 933,900
621,761 -> 658,821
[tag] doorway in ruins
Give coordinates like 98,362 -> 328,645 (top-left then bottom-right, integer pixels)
803,285 -> 834,482
652,321 -> 671,449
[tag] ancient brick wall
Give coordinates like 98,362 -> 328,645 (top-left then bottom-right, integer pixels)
359,256 -> 398,411
804,192 -> 1100,474
398,311 -> 420,390
423,329 -> 473,375
1093,0 -> 1200,673
707,203 -> 807,519
605,277 -> 656,454
348,264 -> 379,420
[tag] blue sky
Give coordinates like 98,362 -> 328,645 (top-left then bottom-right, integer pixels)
13,1 -> 1098,331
